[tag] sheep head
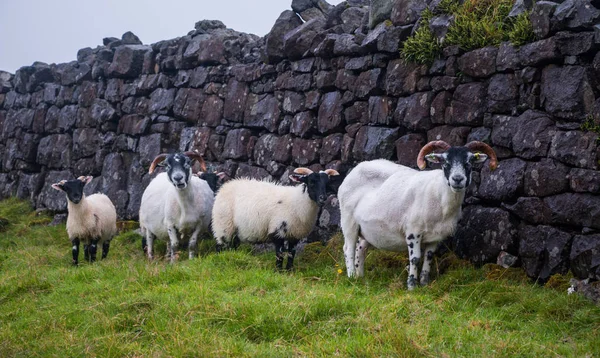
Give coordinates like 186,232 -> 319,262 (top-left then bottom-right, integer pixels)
289,168 -> 340,206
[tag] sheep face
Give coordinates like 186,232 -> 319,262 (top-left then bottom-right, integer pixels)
426,147 -> 487,193
197,171 -> 226,193
290,171 -> 333,207
163,153 -> 193,189
51,176 -> 92,204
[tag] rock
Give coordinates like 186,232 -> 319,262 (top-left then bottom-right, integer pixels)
570,234 -> 600,280
55,62 -> 91,86
487,73 -> 518,114
354,68 -> 383,98
223,79 -> 248,122
391,0 -> 427,26
395,92 -> 434,130
173,88 -> 205,122
222,129 -> 253,160
149,88 -> 176,115
552,0 -> 600,31
368,96 -> 395,125
121,31 -> 142,45
318,91 -> 344,133
16,172 -> 44,203
369,0 -> 394,28
519,38 -> 560,66
555,31 -> 595,55
73,128 -> 103,159
276,72 -> 312,91
290,111 -> 316,138
509,0 -> 534,18
265,10 -> 303,63
236,164 -> 272,181
544,193 -> 600,229
569,168 -> 600,194
429,15 -> 454,43
254,134 -> 293,166
395,133 -> 425,168
496,42 -> 521,72
511,110 -> 555,159
540,65 -> 594,120
569,278 -> 600,304
378,24 -> 413,53
341,6 -> 368,33
531,1 -> 558,39
344,101 -> 368,124
90,99 -> 117,125
497,251 -> 519,268
118,114 -> 150,136
385,59 -> 425,96
37,134 -> 71,169
283,18 -> 326,59
37,170 -> 74,211
352,126 -> 399,161
333,34 -> 365,56
524,159 -> 569,197
244,94 -> 280,132
454,206 -> 518,264
478,158 -> 527,201
549,130 -> 598,169
427,125 -> 471,146
430,91 -> 452,124
0,71 -> 13,93
138,134 -> 162,167
458,47 -> 498,78
199,95 -> 224,127
107,45 -> 152,78
446,83 -> 487,126
292,138 -> 322,165
519,225 -> 572,280
320,133 -> 344,164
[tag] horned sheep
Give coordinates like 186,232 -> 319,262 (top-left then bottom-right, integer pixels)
51,176 -> 117,265
338,141 -> 497,290
212,168 -> 339,270
139,152 -> 215,263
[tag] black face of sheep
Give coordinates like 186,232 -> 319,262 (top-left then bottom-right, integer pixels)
417,141 -> 498,193
149,152 -> 206,190
290,168 -> 340,207
51,176 -> 91,204
197,171 -> 227,193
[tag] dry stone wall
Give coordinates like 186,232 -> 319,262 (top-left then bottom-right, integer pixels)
0,0 -> 600,282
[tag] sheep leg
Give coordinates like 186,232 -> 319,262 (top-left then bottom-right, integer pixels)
83,244 -> 89,262
341,212 -> 360,278
285,240 -> 298,271
89,238 -> 99,262
274,237 -> 285,271
355,237 -> 370,277
168,227 -> 180,264
141,237 -> 147,254
71,238 -> 80,266
420,242 -> 438,286
102,241 -> 110,259
406,233 -> 422,291
145,231 -> 155,259
188,228 -> 202,260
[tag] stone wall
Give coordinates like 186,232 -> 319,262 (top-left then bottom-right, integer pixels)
0,0 -> 599,282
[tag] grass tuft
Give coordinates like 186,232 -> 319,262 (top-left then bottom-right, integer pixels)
0,198 -> 599,356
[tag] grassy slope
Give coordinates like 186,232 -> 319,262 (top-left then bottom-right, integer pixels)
0,198 -> 598,357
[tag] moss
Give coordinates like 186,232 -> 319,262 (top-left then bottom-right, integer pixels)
581,113 -> 600,144
545,272 -> 574,292
401,10 -> 443,65
508,11 -> 535,46
117,220 -> 140,233
483,263 -> 530,283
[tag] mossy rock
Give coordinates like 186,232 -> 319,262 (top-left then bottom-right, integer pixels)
483,264 -> 529,283
545,272 -> 574,292
117,221 -> 140,233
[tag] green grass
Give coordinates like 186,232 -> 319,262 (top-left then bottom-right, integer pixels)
1,198 -> 599,357
401,0 -> 536,65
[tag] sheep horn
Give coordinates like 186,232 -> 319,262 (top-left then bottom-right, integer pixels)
294,168 -> 314,176
416,141 -> 451,170
184,151 -> 206,172
149,154 -> 168,174
323,169 -> 339,176
465,141 -> 498,171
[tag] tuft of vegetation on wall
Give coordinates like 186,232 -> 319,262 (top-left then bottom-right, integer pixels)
401,0 -> 536,65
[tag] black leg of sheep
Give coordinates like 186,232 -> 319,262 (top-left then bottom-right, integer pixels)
285,241 -> 298,271
83,244 -> 89,262
89,238 -> 99,262
71,238 -> 80,266
274,238 -> 285,270
102,241 -> 110,259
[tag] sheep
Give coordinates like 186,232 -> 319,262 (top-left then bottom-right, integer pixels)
338,141 -> 497,290
212,167 -> 340,270
51,176 -> 117,265
139,152 -> 215,263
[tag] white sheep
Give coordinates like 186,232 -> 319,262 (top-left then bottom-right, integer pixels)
51,176 -> 117,265
139,152 -> 215,263
212,167 -> 339,270
338,141 -> 497,290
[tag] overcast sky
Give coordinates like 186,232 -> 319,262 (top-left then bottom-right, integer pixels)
0,0 -> 344,74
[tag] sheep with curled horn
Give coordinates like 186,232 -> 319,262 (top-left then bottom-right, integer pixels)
338,141 -> 497,290
139,151 -> 215,263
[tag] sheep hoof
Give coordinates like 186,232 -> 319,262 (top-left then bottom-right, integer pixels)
420,273 -> 430,286
407,275 -> 417,290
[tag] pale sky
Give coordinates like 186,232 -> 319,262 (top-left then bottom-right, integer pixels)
0,0 -> 344,73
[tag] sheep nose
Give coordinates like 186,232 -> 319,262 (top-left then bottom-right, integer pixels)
173,174 -> 184,182
451,175 -> 464,184
318,195 -> 327,203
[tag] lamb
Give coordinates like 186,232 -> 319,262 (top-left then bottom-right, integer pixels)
139,152 -> 215,263
51,176 -> 117,265
212,167 -> 339,270
338,141 -> 497,290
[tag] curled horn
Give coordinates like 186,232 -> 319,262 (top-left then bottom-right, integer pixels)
294,168 -> 314,176
416,141 -> 451,170
184,151 -> 206,172
465,141 -> 498,170
323,169 -> 339,176
149,154 -> 168,174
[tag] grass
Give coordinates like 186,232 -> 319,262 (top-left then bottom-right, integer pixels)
401,0 -> 536,65
0,198 -> 599,357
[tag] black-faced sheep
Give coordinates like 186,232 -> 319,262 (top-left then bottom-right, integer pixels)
338,141 -> 497,290
51,176 -> 117,265
212,168 -> 339,270
139,152 -> 214,263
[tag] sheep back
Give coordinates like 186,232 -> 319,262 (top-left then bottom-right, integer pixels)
66,193 -> 117,242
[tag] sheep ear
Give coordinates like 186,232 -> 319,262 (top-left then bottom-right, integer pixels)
51,183 -> 64,191
78,176 -> 93,184
425,153 -> 445,164
289,174 -> 307,183
471,152 -> 488,164
323,169 -> 339,177
216,172 -> 227,180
